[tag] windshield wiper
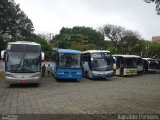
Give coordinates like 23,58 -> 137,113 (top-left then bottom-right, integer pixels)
23,67 -> 36,73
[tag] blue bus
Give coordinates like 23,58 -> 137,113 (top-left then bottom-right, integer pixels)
51,49 -> 82,80
81,50 -> 114,79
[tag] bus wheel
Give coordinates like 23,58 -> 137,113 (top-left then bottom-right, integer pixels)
143,68 -> 147,74
76,79 -> 81,82
9,84 -> 13,88
34,83 -> 40,87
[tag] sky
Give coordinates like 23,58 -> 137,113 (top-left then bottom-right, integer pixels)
15,0 -> 160,40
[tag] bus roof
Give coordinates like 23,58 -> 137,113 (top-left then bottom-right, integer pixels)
82,50 -> 110,54
8,41 -> 40,46
143,58 -> 154,60
113,54 -> 142,58
57,49 -> 81,54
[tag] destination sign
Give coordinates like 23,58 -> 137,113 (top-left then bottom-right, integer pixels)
91,52 -> 111,59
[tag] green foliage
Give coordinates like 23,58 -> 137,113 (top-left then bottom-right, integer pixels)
22,32 -> 52,59
145,41 -> 160,58
120,35 -> 141,54
0,0 -> 34,52
51,26 -> 105,50
105,40 -> 116,54
101,24 -> 142,54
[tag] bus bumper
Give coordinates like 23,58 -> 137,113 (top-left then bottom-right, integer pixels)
54,69 -> 83,80
5,73 -> 41,84
55,74 -> 82,80
148,69 -> 156,73
92,71 -> 114,79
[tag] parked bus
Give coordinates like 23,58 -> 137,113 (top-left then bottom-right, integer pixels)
155,59 -> 160,73
143,58 -> 157,73
113,55 -> 137,76
51,49 -> 82,80
1,41 -> 44,86
81,50 -> 114,79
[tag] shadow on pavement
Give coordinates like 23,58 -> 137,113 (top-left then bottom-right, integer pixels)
8,83 -> 39,88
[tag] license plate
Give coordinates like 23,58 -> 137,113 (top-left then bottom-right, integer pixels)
20,80 -> 27,84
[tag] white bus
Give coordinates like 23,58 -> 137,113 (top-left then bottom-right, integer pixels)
113,55 -> 138,76
1,41 -> 44,86
143,58 -> 157,73
81,50 -> 114,79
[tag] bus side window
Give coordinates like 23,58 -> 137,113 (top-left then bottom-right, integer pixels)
120,59 -> 124,68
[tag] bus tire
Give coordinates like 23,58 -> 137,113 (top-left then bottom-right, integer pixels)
9,84 -> 13,88
76,79 -> 81,82
34,83 -> 40,87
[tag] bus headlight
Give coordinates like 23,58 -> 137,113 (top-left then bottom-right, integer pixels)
32,74 -> 40,77
5,74 -> 13,77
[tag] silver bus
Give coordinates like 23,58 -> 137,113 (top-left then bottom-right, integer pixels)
1,41 -> 44,86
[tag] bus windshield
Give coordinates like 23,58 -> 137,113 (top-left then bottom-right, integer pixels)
6,52 -> 41,73
122,58 -> 137,68
58,53 -> 81,69
89,52 -> 113,71
91,58 -> 113,71
148,60 -> 157,69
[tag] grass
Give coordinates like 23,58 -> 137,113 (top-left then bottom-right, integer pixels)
0,71 -> 4,80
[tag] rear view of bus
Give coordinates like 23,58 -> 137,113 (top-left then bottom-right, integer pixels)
1,41 -> 44,86
52,49 -> 82,80
81,50 -> 114,79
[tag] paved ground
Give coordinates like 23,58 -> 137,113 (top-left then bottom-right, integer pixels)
0,74 -> 160,114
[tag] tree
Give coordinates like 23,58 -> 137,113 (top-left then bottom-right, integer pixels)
101,24 -> 141,54
0,0 -> 34,51
120,30 -> 141,54
100,24 -> 126,53
146,41 -> 160,58
22,32 -> 53,59
51,26 -> 105,50
121,35 -> 141,54
144,0 -> 160,14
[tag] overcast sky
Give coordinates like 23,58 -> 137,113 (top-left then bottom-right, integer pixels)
15,0 -> 160,40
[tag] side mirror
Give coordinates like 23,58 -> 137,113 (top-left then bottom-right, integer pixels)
1,50 -> 6,61
41,52 -> 45,61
